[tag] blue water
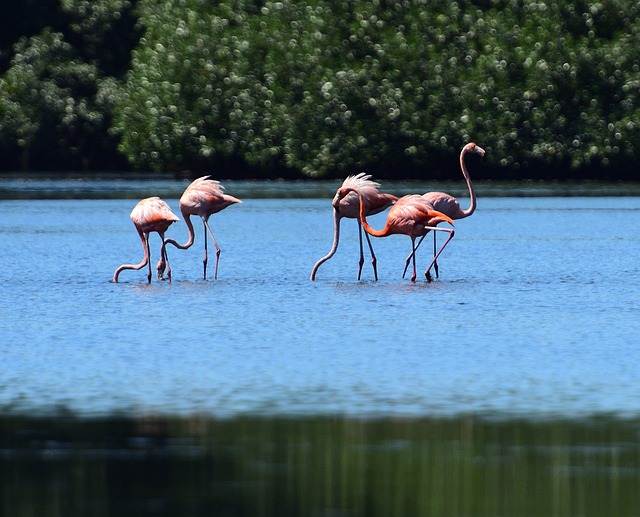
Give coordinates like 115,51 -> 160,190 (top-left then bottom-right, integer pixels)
1,190 -> 639,419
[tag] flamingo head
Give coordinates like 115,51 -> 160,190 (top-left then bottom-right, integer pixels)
332,186 -> 358,212
465,142 -> 485,157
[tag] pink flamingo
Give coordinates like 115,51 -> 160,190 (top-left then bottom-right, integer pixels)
310,173 -> 397,281
337,187 -> 455,282
164,176 -> 242,280
403,142 -> 485,280
113,197 -> 180,283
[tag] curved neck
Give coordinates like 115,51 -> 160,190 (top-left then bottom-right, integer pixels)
164,212 -> 195,249
113,228 -> 149,282
310,211 -> 342,280
357,191 -> 391,237
459,148 -> 476,218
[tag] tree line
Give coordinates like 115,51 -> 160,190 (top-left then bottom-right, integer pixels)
1,0 -> 639,180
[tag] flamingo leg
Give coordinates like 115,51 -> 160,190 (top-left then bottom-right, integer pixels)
410,237 -> 418,282
403,233 -> 428,278
203,218 -> 221,280
156,233 -> 165,281
433,231 -> 439,279
145,233 -> 153,283
165,244 -> 171,282
363,229 -> 378,281
158,231 -> 172,282
423,227 -> 455,282
202,219 -> 208,280
356,220 -> 365,280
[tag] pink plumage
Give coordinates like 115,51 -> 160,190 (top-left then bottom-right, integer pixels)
165,176 -> 242,280
113,197 -> 180,283
311,173 -> 397,281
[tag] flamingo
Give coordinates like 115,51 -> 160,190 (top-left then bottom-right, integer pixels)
113,197 -> 180,283
164,176 -> 242,280
336,187 -> 455,282
310,173 -> 397,281
403,142 -> 485,280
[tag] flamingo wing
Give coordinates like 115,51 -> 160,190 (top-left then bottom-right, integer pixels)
131,197 -> 179,233
387,196 -> 454,235
181,176 -> 242,215
336,173 -> 397,218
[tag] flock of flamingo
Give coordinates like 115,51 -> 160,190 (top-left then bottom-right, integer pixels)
113,142 -> 484,283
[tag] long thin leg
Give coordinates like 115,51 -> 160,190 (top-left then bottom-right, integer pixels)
156,233 -> 166,281
155,233 -> 165,280
403,233 -> 427,278
145,234 -> 153,283
165,243 -> 171,282
423,227 -> 455,282
158,231 -> 172,282
203,218 -> 221,280
410,237 -> 418,282
356,220 -> 365,281
363,230 -> 378,281
356,220 -> 379,281
202,219 -> 208,280
433,231 -> 439,279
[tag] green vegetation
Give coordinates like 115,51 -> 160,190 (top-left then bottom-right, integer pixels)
1,0 -> 640,179
0,0 -> 137,172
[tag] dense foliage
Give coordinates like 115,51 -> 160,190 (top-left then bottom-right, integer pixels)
1,0 -> 640,179
0,0 -> 138,171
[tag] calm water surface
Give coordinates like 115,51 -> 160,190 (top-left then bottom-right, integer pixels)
1,187 -> 638,419
1,182 -> 640,516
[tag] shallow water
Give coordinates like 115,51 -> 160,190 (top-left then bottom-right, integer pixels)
1,190 -> 638,419
1,184 -> 640,516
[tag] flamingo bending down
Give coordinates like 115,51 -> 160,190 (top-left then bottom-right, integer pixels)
310,173 -> 397,281
403,142 -> 485,280
113,197 -> 180,283
337,187 -> 455,282
164,176 -> 242,280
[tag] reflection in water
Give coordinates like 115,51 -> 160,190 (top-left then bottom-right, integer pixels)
2,414 -> 638,516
